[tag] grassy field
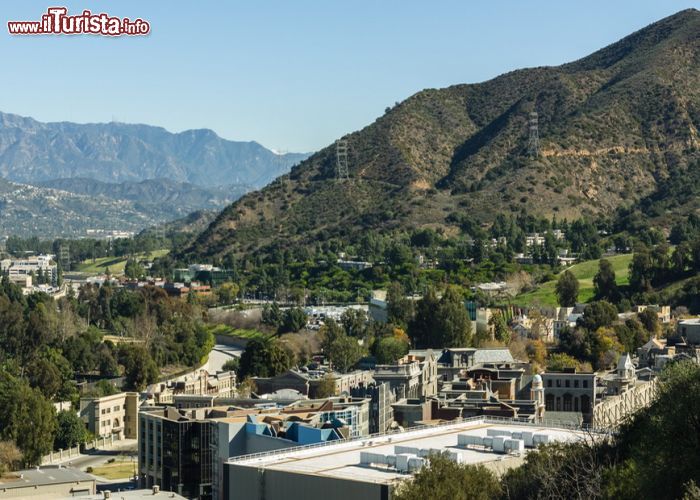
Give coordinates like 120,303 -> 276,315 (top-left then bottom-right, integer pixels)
74,249 -> 169,275
204,324 -> 272,341
89,459 -> 136,480
516,254 -> 633,307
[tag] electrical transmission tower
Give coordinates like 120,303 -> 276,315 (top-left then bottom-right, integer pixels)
59,244 -> 70,271
335,138 -> 350,181
527,111 -> 540,158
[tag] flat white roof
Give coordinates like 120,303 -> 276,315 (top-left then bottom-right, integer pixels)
229,418 -> 585,484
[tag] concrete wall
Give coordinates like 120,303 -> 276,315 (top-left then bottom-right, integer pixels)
245,433 -> 297,454
226,464 -> 388,500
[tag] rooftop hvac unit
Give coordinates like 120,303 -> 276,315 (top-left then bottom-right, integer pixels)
407,457 -> 426,472
395,454 -> 415,473
458,434 -> 485,447
394,445 -> 420,456
533,434 -> 549,446
492,436 -> 506,453
504,439 -> 525,454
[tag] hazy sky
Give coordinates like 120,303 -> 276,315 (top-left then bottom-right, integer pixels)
1,1 -> 698,152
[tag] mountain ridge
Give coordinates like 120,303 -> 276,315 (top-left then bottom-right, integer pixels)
178,9 -> 700,261
0,111 -> 310,188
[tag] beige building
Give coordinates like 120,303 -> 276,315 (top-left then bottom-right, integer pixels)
80,392 -> 139,439
147,370 -> 236,405
373,350 -> 438,400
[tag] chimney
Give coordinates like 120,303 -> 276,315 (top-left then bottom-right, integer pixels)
153,485 -> 160,495
103,491 -> 111,499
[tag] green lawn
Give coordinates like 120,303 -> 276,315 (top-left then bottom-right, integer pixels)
89,459 -> 136,480
204,324 -> 271,341
516,253 -> 633,307
74,249 -> 169,275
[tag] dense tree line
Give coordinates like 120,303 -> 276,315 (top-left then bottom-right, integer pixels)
0,277 -> 213,466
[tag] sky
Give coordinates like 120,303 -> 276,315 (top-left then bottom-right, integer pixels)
1,1 -> 698,153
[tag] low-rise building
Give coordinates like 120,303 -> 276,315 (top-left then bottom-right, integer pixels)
79,392 -> 139,439
224,417 -> 588,500
253,369 -> 373,399
373,351 -> 438,400
542,370 -> 597,423
139,398 -> 371,500
0,254 -> 57,286
147,370 -> 236,405
677,318 -> 700,344
0,466 -> 95,498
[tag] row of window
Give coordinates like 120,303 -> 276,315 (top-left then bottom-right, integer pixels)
546,378 -> 589,388
100,404 -> 126,415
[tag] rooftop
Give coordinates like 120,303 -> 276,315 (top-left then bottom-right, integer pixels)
64,490 -> 186,499
0,466 -> 94,489
228,418 -> 586,484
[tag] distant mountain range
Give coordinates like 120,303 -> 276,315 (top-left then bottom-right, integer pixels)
0,112 -> 311,238
0,111 -> 309,188
179,9 -> 700,260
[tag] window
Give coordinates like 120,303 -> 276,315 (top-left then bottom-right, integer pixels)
574,380 -> 579,388
565,380 -> 570,388
547,380 -> 552,387
583,380 -> 588,388
556,379 -> 561,387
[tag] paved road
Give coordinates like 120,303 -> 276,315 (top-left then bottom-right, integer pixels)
56,439 -> 137,471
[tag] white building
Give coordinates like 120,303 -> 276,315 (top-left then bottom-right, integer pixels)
224,418 -> 588,500
1,254 -> 57,286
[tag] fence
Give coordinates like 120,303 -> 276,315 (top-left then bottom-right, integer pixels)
41,434 -> 126,465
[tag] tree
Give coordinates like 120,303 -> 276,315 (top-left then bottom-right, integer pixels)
319,319 -> 344,356
637,308 -> 660,337
54,410 -> 89,450
374,336 -> 409,364
489,311 -> 511,344
436,287 -> 471,347
262,302 -> 282,327
0,441 -> 22,475
0,372 -> 56,466
217,282 -> 239,305
579,301 -> 618,332
629,249 -> 653,293
611,361 -> 700,499
409,287 -> 471,348
222,357 -> 240,372
546,353 -> 581,372
594,259 -> 619,302
341,308 -> 367,338
328,335 -> 363,373
524,339 -> 547,369
124,258 -> 145,280
408,288 -> 440,348
278,307 -> 307,334
237,338 -> 292,379
387,283 -> 414,328
393,453 -> 501,500
555,271 -> 579,307
120,345 -> 158,391
314,374 -> 337,398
